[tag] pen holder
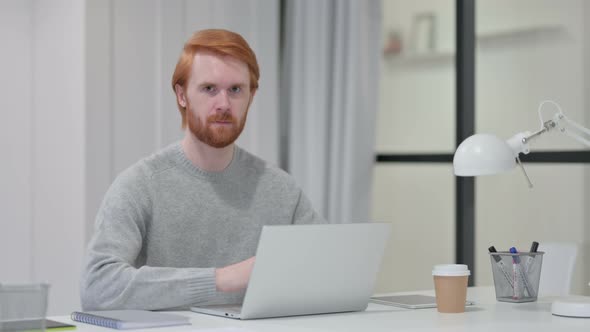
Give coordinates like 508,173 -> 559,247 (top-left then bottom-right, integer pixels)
489,252 -> 544,303
0,283 -> 49,331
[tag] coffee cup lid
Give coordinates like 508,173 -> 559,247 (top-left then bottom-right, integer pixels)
432,264 -> 471,276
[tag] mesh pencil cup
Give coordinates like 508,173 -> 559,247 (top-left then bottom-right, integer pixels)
489,251 -> 544,303
0,283 -> 50,331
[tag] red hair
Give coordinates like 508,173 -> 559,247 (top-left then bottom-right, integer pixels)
171,29 -> 260,128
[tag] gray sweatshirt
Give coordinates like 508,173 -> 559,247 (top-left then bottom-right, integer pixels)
80,143 -> 324,310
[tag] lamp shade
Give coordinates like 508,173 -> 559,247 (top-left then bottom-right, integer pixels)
453,134 -> 516,176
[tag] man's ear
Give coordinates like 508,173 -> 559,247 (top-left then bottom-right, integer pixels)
174,84 -> 187,108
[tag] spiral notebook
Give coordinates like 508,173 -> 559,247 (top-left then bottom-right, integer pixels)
70,310 -> 190,329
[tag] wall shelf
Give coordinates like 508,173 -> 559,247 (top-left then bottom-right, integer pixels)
477,24 -> 565,42
383,51 -> 454,66
383,24 -> 565,65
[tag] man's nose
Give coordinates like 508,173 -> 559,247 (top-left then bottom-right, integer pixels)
215,91 -> 230,111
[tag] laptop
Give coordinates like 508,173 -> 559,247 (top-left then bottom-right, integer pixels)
190,222 -> 391,320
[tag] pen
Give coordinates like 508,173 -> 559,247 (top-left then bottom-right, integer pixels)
530,241 -> 539,252
522,241 -> 539,298
524,241 -> 539,273
510,247 -> 535,298
488,246 -> 514,288
509,247 -> 521,299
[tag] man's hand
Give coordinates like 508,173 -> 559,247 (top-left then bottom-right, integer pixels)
215,256 -> 256,292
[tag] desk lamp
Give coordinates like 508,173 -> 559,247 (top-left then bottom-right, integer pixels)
453,100 -> 590,318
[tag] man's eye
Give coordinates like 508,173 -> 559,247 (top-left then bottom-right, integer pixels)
230,86 -> 241,93
203,86 -> 216,93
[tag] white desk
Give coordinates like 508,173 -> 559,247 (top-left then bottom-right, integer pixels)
51,287 -> 588,331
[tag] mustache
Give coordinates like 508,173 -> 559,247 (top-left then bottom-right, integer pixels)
207,112 -> 233,123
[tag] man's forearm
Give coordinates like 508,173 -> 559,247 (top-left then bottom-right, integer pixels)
215,256 -> 256,292
81,257 -> 217,310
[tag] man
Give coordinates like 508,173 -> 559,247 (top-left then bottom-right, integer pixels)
80,29 -> 325,311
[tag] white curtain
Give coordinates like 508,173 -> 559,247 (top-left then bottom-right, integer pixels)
282,0 -> 382,223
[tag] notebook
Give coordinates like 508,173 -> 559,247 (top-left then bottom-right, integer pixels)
191,223 -> 391,319
70,310 -> 190,329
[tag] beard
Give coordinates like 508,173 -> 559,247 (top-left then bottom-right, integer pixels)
186,105 -> 248,148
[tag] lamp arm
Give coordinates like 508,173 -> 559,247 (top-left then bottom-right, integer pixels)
515,112 -> 590,153
554,113 -> 590,147
504,102 -> 590,189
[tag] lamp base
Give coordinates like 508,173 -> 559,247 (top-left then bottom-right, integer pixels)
551,296 -> 590,318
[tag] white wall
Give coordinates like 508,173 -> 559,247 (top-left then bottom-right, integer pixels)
0,0 -> 86,315
1,0 -> 280,315
1,0 -> 35,286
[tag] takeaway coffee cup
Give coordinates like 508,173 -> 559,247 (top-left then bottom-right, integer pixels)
432,264 -> 470,313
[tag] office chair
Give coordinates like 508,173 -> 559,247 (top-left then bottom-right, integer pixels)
537,242 -> 578,296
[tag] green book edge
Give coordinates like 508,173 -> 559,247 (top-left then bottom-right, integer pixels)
46,319 -> 76,330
